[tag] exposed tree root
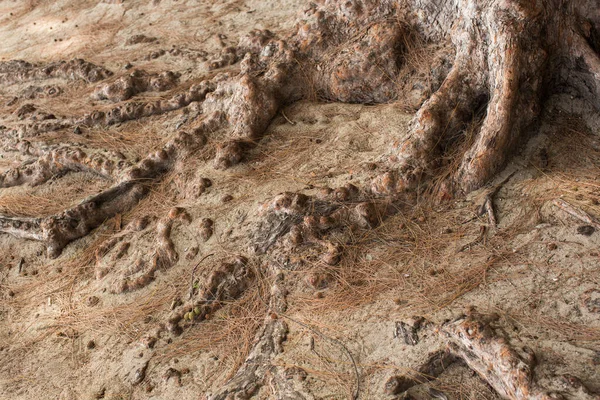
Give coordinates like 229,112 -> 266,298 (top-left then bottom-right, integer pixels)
553,199 -> 600,230
440,308 -> 600,400
107,208 -> 190,294
208,274 -> 313,400
2,0 -> 599,235
0,58 -> 112,85
0,145 -> 131,188
165,256 -> 254,336
0,2 -> 599,399
3,0 -> 597,257
386,309 -> 600,399
0,181 -> 147,257
384,350 -> 458,395
253,185 -> 387,265
92,69 -> 179,102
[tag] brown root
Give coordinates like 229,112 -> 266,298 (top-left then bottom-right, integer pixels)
92,69 -> 179,102
389,55 -> 486,193
0,145 -> 131,188
0,58 -> 112,85
208,275 -> 312,400
440,308 -> 599,400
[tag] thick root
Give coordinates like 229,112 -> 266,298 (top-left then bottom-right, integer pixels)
0,58 -> 112,85
385,54 -> 486,193
92,69 -> 179,102
253,185 -> 386,265
0,145 -> 131,188
208,277 -> 312,400
441,308 -> 599,400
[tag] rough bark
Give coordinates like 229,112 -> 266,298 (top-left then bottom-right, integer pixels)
386,309 -> 600,400
207,274 -> 313,400
440,308 -> 600,400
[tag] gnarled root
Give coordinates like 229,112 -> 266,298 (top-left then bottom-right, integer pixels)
165,256 -> 254,336
107,209 -> 189,293
384,350 -> 458,395
388,309 -> 599,399
372,0 -> 600,197
0,58 -> 112,85
441,308 -> 599,400
254,185 -> 386,265
208,275 -> 312,400
0,144 -> 131,188
92,69 -> 179,102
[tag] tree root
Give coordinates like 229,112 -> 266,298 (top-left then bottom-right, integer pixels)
0,181 -> 147,257
0,0 -> 598,271
0,58 -> 112,85
0,145 -> 131,188
92,69 -> 179,102
253,185 -> 387,265
440,309 -> 553,399
440,308 -> 599,400
208,274 -> 313,400
384,350 -> 458,395
387,309 -> 599,399
553,199 -> 600,230
108,209 -> 189,294
165,256 -> 254,336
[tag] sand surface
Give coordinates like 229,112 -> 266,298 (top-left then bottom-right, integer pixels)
0,1 -> 599,399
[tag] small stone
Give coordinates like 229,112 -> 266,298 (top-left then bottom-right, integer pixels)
168,207 -> 184,220
547,243 -> 558,251
185,246 -> 199,260
73,126 -> 82,135
221,194 -> 234,203
577,225 -> 595,236
142,336 -> 157,349
94,387 -> 106,399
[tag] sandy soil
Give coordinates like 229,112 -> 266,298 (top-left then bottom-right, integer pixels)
0,1 -> 599,400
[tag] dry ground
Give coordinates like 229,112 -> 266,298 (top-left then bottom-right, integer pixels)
0,1 -> 599,399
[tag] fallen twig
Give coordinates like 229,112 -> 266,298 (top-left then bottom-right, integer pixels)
463,171 -> 516,227
477,171 -> 516,228
552,198 -> 600,229
458,225 -> 487,252
281,110 -> 296,125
